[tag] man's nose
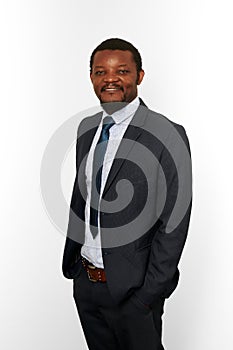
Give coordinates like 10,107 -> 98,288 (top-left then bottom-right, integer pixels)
103,72 -> 120,83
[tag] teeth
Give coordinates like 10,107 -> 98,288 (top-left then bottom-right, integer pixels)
104,88 -> 120,91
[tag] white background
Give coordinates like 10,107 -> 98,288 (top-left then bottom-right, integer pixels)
1,0 -> 233,349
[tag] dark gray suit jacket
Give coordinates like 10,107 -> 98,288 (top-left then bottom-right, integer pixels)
62,99 -> 192,307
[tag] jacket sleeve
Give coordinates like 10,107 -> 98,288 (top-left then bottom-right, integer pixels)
134,124 -> 192,306
62,237 -> 82,279
62,122 -> 83,279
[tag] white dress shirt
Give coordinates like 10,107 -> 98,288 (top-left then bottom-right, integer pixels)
81,97 -> 140,268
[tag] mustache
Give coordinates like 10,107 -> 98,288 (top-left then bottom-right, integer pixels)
101,85 -> 124,92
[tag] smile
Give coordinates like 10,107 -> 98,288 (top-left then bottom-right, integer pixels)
101,86 -> 123,92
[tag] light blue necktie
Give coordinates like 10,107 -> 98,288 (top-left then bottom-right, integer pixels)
90,116 -> 115,238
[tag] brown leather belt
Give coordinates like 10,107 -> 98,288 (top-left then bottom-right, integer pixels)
81,256 -> 107,283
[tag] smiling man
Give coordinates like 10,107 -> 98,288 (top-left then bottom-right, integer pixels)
62,38 -> 192,350
90,49 -> 144,103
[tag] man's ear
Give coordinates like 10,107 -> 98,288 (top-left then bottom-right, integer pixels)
90,72 -> 93,84
137,70 -> 145,85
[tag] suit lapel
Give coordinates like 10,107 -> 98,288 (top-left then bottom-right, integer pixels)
78,112 -> 102,158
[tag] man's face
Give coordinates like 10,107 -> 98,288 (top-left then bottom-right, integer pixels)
90,50 -> 144,104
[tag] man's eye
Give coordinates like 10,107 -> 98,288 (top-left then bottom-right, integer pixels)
119,70 -> 129,74
95,71 -> 104,75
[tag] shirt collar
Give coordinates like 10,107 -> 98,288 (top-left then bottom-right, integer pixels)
102,97 -> 140,125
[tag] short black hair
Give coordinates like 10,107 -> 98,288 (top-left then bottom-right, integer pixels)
90,38 -> 143,74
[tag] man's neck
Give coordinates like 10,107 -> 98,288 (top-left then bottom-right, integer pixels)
101,97 -> 138,115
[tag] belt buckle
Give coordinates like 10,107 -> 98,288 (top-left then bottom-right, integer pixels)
87,264 -> 98,282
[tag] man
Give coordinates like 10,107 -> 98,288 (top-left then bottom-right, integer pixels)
62,38 -> 192,350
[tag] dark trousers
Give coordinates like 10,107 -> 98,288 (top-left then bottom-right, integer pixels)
73,264 -> 165,350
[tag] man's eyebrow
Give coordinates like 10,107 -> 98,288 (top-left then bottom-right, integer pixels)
93,64 -> 129,69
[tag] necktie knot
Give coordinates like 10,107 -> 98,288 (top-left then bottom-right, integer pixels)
98,116 -> 115,144
103,115 -> 114,125
102,115 -> 115,131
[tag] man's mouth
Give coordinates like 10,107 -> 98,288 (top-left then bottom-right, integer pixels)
101,86 -> 123,92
